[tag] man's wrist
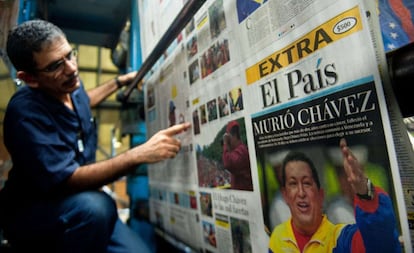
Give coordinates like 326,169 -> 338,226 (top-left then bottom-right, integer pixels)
356,178 -> 374,200
115,76 -> 123,89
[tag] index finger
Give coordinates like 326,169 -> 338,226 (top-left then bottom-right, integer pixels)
340,138 -> 351,158
340,138 -> 347,149
162,122 -> 191,136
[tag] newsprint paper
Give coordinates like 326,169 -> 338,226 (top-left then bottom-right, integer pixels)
142,0 -> 413,252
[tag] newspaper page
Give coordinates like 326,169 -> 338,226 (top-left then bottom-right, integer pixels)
244,0 -> 412,251
142,0 -> 412,252
138,0 -> 184,60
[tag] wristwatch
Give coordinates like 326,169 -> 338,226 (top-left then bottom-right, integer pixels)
356,178 -> 374,200
115,76 -> 123,89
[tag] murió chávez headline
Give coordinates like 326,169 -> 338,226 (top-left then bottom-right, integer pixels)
253,89 -> 376,136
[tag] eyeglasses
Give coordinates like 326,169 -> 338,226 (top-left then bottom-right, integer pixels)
36,49 -> 78,73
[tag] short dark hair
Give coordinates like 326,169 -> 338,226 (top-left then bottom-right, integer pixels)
281,151 -> 321,189
6,19 -> 66,73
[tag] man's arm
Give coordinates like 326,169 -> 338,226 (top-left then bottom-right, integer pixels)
65,122 -> 191,191
339,138 -> 370,196
339,138 -> 402,253
87,71 -> 137,107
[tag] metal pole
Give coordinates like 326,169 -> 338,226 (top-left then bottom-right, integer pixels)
130,0 -> 142,71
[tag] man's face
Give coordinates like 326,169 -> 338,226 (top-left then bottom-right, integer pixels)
282,160 -> 324,235
225,132 -> 236,149
31,36 -> 80,99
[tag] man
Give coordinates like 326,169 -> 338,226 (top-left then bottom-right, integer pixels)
268,138 -> 401,253
0,19 -> 190,253
228,91 -> 235,113
234,88 -> 243,111
222,120 -> 253,191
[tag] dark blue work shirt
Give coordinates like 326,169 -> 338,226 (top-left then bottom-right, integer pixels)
0,83 -> 97,206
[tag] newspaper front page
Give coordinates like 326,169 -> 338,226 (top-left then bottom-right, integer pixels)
142,0 -> 412,252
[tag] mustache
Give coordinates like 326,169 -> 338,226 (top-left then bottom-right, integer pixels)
63,72 -> 79,84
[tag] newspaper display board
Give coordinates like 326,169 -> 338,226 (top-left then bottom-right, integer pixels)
140,0 -> 413,252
